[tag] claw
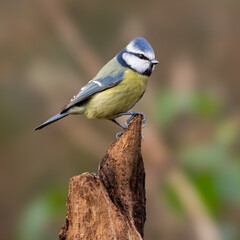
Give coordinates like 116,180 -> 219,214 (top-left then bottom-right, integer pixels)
125,115 -> 134,127
142,118 -> 146,128
116,131 -> 124,139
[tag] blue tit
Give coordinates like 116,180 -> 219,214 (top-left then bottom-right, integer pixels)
35,37 -> 158,131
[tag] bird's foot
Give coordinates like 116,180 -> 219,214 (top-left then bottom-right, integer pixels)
114,111 -> 146,141
124,112 -> 146,128
113,112 -> 146,140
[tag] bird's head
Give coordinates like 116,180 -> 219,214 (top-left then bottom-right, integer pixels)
117,37 -> 158,76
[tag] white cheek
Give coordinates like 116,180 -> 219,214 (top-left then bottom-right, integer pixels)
123,53 -> 150,74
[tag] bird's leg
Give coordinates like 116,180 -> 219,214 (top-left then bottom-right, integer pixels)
112,119 -> 127,130
112,119 -> 127,139
115,111 -> 146,128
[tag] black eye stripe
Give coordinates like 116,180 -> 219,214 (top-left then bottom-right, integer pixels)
127,51 -> 149,61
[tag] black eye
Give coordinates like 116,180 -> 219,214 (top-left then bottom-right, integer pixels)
138,54 -> 145,59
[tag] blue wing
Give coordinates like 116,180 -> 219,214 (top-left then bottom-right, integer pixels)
61,71 -> 125,113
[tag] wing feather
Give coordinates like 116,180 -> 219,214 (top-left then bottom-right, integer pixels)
61,71 -> 124,113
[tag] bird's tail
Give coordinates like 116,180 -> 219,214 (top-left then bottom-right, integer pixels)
35,112 -> 68,130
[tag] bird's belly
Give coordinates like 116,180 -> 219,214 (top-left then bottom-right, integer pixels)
85,70 -> 148,119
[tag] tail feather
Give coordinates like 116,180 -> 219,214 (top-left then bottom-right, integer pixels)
35,112 -> 68,130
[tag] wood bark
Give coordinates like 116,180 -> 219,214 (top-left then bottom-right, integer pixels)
59,115 -> 146,240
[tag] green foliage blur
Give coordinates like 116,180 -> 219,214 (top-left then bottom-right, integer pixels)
156,88 -> 240,229
1,0 -> 240,239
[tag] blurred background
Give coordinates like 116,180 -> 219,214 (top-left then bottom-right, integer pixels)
1,0 -> 240,239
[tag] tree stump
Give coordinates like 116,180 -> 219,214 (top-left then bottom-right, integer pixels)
59,115 -> 146,240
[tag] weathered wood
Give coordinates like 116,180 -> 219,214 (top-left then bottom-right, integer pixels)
59,115 -> 145,240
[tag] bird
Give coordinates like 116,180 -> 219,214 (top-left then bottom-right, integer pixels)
35,37 -> 158,135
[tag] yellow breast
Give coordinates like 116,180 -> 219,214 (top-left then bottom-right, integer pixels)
84,69 -> 149,119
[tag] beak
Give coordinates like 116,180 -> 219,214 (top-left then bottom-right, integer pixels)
151,59 -> 159,65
